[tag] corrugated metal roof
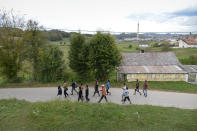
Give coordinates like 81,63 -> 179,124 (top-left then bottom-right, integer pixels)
121,52 -> 180,66
118,65 -> 187,74
180,65 -> 197,73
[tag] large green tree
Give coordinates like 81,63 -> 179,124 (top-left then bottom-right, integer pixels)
89,32 -> 122,81
23,20 -> 46,81
0,10 -> 25,82
68,33 -> 92,81
37,46 -> 65,82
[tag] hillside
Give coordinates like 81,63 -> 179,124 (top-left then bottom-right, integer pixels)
0,99 -> 197,131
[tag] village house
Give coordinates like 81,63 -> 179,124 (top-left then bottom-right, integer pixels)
117,52 -> 197,82
139,43 -> 149,47
178,38 -> 197,48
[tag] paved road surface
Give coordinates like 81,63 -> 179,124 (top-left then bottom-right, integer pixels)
0,87 -> 197,109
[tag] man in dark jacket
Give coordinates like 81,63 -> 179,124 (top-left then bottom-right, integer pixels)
93,80 -> 100,96
57,85 -> 62,98
134,79 -> 142,95
71,80 -> 78,95
78,84 -> 83,102
85,85 -> 90,102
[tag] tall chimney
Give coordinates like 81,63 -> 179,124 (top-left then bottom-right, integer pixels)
137,21 -> 139,41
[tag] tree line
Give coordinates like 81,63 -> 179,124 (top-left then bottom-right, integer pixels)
0,10 -> 65,82
0,10 -> 122,83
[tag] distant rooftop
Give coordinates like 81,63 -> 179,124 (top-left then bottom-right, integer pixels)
181,37 -> 197,45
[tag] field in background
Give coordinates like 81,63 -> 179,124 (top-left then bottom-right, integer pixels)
116,41 -> 197,59
0,99 -> 196,131
48,38 -> 70,46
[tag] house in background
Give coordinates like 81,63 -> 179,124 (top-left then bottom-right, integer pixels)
139,43 -> 149,47
178,38 -> 197,48
117,52 -> 197,82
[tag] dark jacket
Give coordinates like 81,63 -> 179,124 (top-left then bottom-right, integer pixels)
57,86 -> 62,95
85,88 -> 89,96
136,82 -> 139,88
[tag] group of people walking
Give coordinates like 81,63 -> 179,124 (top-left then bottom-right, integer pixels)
57,79 -> 148,104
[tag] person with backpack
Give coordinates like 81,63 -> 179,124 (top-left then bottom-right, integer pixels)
134,79 -> 142,95
78,84 -> 83,102
143,80 -> 148,97
98,85 -> 108,103
63,80 -> 69,98
57,85 -> 62,98
93,80 -> 100,96
122,86 -> 132,104
106,80 -> 111,95
71,80 -> 78,95
85,85 -> 90,102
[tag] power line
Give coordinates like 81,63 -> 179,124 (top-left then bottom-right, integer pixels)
44,27 -> 197,35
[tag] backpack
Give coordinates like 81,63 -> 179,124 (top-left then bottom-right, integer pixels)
75,82 -> 78,88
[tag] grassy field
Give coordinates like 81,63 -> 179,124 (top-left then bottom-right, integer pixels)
116,42 -> 197,59
49,38 -> 70,46
0,99 -> 196,131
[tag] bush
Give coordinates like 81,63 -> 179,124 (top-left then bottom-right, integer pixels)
136,47 -> 140,50
152,43 -> 160,47
161,43 -> 171,51
128,45 -> 132,48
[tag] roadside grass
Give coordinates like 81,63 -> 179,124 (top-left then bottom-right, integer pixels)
0,99 -> 197,131
0,81 -> 197,94
111,81 -> 197,93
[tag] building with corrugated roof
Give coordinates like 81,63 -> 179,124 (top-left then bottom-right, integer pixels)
117,52 -> 197,82
178,38 -> 197,48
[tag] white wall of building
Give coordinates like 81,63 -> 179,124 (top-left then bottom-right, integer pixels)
139,44 -> 149,47
178,40 -> 197,48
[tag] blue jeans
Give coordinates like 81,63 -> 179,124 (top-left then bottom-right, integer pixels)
143,88 -> 147,97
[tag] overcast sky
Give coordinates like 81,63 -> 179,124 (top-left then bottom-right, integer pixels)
1,0 -> 197,32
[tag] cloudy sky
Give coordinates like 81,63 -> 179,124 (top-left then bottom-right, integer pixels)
0,0 -> 197,32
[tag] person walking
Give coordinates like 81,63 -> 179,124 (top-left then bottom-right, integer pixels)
57,85 -> 62,98
98,85 -> 108,103
143,80 -> 148,97
71,80 -> 78,95
122,86 -> 132,104
63,80 -> 69,98
134,79 -> 142,95
93,80 -> 100,96
85,85 -> 90,102
78,84 -> 83,102
121,83 -> 127,101
106,80 -> 111,95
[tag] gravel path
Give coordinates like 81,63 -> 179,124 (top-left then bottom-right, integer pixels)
0,87 -> 197,109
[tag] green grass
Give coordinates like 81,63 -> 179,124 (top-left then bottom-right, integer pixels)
116,42 -> 140,52
0,99 -> 197,131
111,81 -> 197,93
116,42 -> 197,60
49,38 -> 70,46
0,81 -> 196,94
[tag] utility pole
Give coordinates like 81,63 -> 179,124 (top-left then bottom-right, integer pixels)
137,21 -> 139,41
